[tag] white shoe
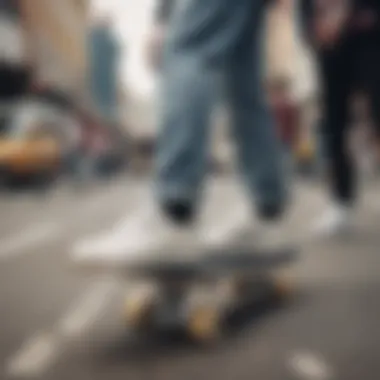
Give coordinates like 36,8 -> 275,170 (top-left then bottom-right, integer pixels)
202,205 -> 290,254
72,203 -> 199,272
201,202 -> 253,249
311,203 -> 352,238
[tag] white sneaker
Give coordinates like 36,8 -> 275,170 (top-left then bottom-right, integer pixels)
311,203 -> 352,238
71,203 -> 199,272
201,204 -> 253,249
202,205 -> 290,254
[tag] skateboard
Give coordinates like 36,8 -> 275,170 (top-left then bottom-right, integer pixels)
122,247 -> 297,343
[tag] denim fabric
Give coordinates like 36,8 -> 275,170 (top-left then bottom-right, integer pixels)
155,0 -> 287,211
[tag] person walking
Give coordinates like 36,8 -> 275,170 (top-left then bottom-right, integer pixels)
300,0 -> 380,236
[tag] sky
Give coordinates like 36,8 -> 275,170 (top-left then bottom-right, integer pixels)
91,0 -> 156,100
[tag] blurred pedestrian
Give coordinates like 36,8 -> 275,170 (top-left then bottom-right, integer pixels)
300,0 -> 380,236
145,0 -> 174,72
73,0 -> 291,268
267,76 -> 300,174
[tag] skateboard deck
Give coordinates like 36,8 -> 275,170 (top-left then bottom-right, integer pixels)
122,247 -> 297,342
122,246 -> 295,280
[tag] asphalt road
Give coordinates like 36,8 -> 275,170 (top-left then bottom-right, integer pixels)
1,175 -> 380,380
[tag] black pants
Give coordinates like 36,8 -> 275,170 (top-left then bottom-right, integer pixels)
317,32 -> 380,204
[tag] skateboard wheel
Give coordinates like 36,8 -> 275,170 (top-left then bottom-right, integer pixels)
123,293 -> 156,331
187,307 -> 221,343
272,274 -> 294,301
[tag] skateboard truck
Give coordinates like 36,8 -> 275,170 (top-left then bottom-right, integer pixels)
122,247 -> 297,343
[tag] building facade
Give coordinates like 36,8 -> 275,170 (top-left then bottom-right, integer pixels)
19,0 -> 89,97
88,20 -> 119,124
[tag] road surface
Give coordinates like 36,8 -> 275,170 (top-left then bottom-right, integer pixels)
0,175 -> 379,380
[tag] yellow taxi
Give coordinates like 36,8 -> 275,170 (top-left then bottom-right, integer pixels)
0,133 -> 60,181
0,107 -> 62,183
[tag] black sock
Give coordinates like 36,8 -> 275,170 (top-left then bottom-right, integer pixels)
161,200 -> 194,225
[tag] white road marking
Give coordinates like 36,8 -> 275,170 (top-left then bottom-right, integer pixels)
7,332 -> 59,378
58,279 -> 116,338
288,351 -> 333,380
0,223 -> 61,261
6,279 -> 117,378
71,194 -> 150,254
77,181 -> 146,224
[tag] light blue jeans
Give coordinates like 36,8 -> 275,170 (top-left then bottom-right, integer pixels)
155,0 -> 287,214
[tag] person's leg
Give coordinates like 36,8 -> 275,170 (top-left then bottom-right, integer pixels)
224,1 -> 287,221
370,89 -> 380,174
315,117 -> 327,177
154,41 -> 215,222
312,45 -> 355,236
155,0 -> 272,222
322,52 -> 354,204
202,1 -> 289,250
365,40 -> 380,170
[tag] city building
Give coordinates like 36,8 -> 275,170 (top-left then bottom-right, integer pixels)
19,0 -> 89,98
88,18 -> 120,125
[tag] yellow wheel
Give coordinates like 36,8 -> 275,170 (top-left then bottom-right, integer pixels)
187,306 -> 221,343
123,290 -> 157,331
